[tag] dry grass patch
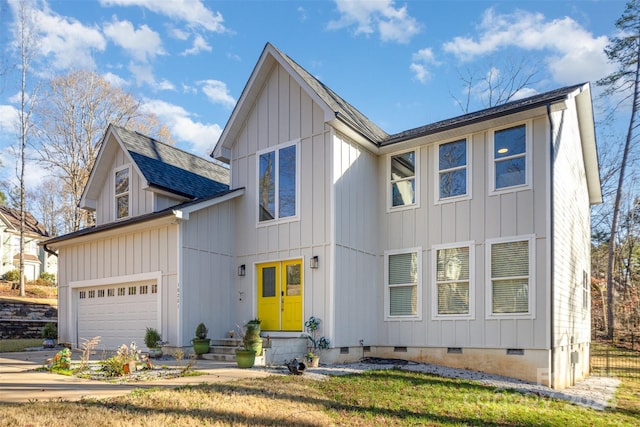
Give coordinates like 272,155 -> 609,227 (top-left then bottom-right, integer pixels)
0,377 -> 333,427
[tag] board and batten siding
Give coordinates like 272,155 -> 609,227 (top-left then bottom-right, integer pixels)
332,132 -> 379,347
180,201 -> 235,346
551,96 -> 592,387
228,62 -> 332,329
95,146 -> 154,226
56,222 -> 179,348
378,115 -> 550,350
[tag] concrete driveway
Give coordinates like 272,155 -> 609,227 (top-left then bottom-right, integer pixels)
0,350 -> 273,403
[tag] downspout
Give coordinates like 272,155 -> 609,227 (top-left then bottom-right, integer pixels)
43,243 -> 58,258
547,102 -> 555,389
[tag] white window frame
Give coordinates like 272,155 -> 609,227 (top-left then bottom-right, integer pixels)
485,235 -> 536,319
384,247 -> 422,321
431,241 -> 475,319
582,270 -> 590,317
256,140 -> 300,226
387,149 -> 419,211
114,164 -> 131,220
435,137 -> 471,203
489,122 -> 532,195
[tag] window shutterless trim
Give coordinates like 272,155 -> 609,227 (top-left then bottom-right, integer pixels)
384,247 -> 422,321
488,121 -> 532,195
485,235 -> 536,319
431,241 -> 475,320
255,139 -> 300,227
113,164 -> 131,221
434,136 -> 472,204
387,148 -> 419,212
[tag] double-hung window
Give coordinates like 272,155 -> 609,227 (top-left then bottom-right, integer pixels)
389,150 -> 417,209
257,141 -> 298,223
385,248 -> 422,320
487,236 -> 534,317
492,124 -> 528,191
114,166 -> 130,220
437,138 -> 468,201
433,243 -> 473,317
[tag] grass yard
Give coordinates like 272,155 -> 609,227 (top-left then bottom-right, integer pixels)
0,368 -> 638,426
0,338 -> 42,352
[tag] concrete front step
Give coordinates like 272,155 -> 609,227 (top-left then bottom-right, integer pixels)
202,337 -> 267,366
202,351 -> 267,366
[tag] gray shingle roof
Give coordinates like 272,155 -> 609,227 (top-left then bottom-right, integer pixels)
112,125 -> 229,198
0,205 -> 49,237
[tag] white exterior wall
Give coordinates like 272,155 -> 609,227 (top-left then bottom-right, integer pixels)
229,63 -> 332,330
552,97 -> 592,388
180,200 -> 235,346
56,222 -> 179,347
378,115 -> 550,351
332,132 -> 379,348
95,146 -> 154,226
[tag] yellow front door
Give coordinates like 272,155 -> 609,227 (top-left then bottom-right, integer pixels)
257,260 -> 303,331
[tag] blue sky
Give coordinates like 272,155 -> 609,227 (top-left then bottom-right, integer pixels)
0,0 -> 626,188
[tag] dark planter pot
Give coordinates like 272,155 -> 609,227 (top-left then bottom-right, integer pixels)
42,338 -> 56,349
192,338 -> 211,355
235,348 -> 256,368
148,348 -> 163,359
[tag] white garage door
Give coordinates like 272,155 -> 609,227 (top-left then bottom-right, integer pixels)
77,280 -> 159,350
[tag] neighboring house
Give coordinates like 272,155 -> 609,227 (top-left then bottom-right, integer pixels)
46,43 -> 601,389
0,205 -> 51,282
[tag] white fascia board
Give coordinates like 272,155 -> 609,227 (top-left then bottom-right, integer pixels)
172,188 -> 245,221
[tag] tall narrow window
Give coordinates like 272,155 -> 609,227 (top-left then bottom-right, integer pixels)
489,238 -> 532,315
438,139 -> 467,199
385,249 -> 421,319
115,166 -> 130,219
434,244 -> 472,316
493,124 -> 527,190
258,142 -> 298,222
582,271 -> 589,312
390,151 -> 416,208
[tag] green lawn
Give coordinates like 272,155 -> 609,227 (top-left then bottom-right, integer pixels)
0,338 -> 42,352
0,368 -> 637,426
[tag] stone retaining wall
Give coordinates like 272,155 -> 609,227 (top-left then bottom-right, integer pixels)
0,301 -> 57,339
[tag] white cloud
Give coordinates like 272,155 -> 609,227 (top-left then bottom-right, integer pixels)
443,8 -> 614,84
198,80 -> 236,108
102,72 -> 129,87
0,105 -> 18,133
99,0 -> 227,33
129,62 -> 155,86
169,27 -> 189,40
328,0 -> 420,44
181,34 -> 212,56
410,48 -> 436,83
104,19 -> 165,62
158,79 -> 175,91
141,99 -> 222,156
8,0 -> 106,71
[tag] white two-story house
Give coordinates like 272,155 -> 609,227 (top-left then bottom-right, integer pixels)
46,43 -> 600,389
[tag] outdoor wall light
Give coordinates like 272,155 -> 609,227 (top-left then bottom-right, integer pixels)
238,264 -> 246,276
310,256 -> 319,269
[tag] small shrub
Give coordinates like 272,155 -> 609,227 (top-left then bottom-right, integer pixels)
100,356 -> 125,377
48,348 -> 71,370
42,322 -> 57,339
195,323 -> 208,339
39,272 -> 56,285
144,327 -> 162,348
3,269 -> 19,282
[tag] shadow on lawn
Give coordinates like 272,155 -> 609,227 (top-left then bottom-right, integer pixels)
70,369 -> 551,426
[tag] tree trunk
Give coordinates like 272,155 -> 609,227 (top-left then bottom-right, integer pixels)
605,41 -> 640,339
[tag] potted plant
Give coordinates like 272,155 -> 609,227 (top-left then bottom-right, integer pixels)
42,322 -> 57,349
192,322 -> 211,356
234,322 -> 256,368
243,318 -> 263,356
144,327 -> 163,358
304,316 -> 329,367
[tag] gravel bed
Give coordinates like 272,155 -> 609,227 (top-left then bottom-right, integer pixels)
292,358 -> 620,411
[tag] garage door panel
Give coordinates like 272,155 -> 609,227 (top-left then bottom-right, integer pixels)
77,280 -> 158,350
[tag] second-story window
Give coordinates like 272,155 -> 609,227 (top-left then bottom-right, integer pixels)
493,124 -> 527,190
114,166 -> 130,220
438,139 -> 468,200
258,141 -> 298,223
390,150 -> 417,209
